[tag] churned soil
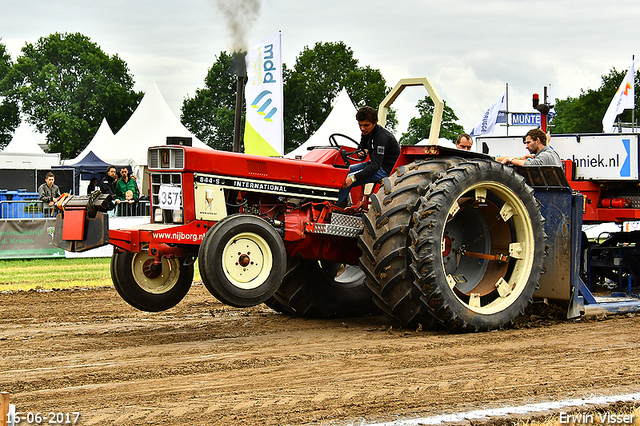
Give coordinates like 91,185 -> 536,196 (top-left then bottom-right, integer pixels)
1,284 -> 639,425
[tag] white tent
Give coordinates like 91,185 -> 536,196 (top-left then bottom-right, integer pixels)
0,122 -> 60,169
65,118 -> 115,165
92,81 -> 210,171
286,88 -> 360,159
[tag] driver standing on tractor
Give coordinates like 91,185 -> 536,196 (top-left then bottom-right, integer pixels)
337,106 -> 400,205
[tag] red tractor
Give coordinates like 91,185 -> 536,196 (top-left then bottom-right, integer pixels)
54,79 -> 548,332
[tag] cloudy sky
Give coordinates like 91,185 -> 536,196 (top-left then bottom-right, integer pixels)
2,0 -> 639,139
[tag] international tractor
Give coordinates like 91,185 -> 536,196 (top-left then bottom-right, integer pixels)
53,78 -> 640,333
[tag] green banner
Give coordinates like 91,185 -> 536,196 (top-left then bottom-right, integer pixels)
0,219 -> 65,259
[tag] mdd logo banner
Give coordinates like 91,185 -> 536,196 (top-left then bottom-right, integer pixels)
250,90 -> 277,122
244,32 -> 284,156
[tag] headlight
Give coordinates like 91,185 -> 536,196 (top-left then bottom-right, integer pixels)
154,208 -> 163,223
172,209 -> 183,223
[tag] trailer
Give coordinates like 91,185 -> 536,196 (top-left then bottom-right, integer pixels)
480,133 -> 640,317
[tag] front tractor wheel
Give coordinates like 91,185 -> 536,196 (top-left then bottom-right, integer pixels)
198,214 -> 286,308
111,252 -> 193,312
411,160 -> 546,332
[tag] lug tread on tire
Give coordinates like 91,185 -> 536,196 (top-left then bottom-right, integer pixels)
358,158 -> 463,328
410,159 -> 547,333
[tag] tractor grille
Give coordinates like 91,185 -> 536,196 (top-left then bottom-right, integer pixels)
150,172 -> 183,223
148,147 -> 185,170
151,173 -> 182,205
311,213 -> 364,238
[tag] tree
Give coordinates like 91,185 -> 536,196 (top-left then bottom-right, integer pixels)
344,65 -> 398,127
181,51 -> 239,151
284,42 -> 395,153
0,40 -> 19,150
8,33 -> 142,159
552,67 -> 640,134
399,96 -> 464,145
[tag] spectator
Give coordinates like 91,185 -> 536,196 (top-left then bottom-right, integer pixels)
38,172 -> 61,215
87,177 -> 100,195
115,167 -> 139,202
496,129 -> 561,167
116,167 -> 139,216
455,133 -> 473,151
101,166 -> 120,208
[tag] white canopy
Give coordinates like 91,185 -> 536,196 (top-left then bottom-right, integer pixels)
92,81 -> 210,169
2,122 -> 46,154
286,88 -> 360,158
66,118 -> 115,165
0,122 -> 60,169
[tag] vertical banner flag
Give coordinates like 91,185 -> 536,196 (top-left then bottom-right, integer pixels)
244,32 -> 284,156
470,90 -> 507,137
603,59 -> 635,133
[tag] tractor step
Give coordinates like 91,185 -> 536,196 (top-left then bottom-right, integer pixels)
309,213 -> 364,238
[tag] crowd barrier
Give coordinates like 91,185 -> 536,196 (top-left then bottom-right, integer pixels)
0,200 -> 151,259
114,200 -> 151,217
0,199 -> 151,219
0,199 -> 48,219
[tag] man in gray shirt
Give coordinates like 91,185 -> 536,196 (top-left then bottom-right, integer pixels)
38,172 -> 61,216
497,128 -> 562,167
38,172 -> 61,206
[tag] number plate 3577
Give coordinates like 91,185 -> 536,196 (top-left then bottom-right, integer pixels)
158,185 -> 182,210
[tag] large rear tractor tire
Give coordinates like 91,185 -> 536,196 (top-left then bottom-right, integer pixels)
358,158 -> 462,328
112,252 -> 193,312
411,159 -> 546,332
198,214 -> 286,308
270,257 -> 378,318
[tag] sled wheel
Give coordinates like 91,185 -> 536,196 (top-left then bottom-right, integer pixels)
272,257 -> 378,318
112,252 -> 193,312
358,158 -> 462,329
411,159 -> 546,332
198,214 -> 286,308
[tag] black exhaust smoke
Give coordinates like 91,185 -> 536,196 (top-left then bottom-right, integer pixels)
210,0 -> 261,152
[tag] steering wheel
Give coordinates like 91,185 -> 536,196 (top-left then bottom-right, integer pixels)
329,133 -> 358,148
328,133 -> 365,166
341,148 -> 366,166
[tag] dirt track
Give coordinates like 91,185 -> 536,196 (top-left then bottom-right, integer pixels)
1,284 -> 640,425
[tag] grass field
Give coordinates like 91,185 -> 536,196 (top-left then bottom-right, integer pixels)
0,257 -> 202,292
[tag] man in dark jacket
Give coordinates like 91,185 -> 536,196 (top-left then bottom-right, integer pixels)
337,106 -> 400,205
101,166 -> 121,209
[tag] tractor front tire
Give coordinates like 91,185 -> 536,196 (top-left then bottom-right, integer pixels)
111,252 -> 193,312
198,214 -> 286,308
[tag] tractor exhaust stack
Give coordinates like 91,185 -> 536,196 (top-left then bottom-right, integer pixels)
233,51 -> 246,153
